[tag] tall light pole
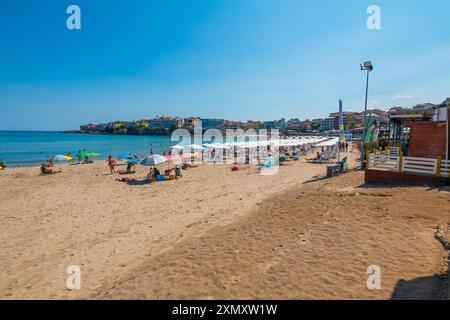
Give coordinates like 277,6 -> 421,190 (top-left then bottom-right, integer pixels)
360,61 -> 373,169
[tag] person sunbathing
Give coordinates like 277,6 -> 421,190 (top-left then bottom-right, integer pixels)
40,164 -> 54,175
116,177 -> 137,183
181,163 -> 192,170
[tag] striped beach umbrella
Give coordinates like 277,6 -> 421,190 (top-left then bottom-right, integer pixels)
53,155 -> 71,161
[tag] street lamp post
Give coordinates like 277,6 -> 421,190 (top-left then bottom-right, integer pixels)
360,61 -> 373,169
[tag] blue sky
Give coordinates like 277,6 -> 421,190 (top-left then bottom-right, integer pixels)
0,0 -> 449,130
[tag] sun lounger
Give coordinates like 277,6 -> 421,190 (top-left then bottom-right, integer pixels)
338,157 -> 348,173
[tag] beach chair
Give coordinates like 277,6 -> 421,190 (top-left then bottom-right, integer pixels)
313,152 -> 329,164
338,157 -> 348,173
330,148 -> 338,159
257,156 -> 275,171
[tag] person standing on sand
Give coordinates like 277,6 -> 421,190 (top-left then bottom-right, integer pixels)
107,155 -> 116,174
82,149 -> 88,164
77,150 -> 82,164
66,152 -> 72,164
345,142 -> 349,152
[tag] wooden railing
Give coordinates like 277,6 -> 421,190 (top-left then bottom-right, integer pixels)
367,148 -> 449,179
401,157 -> 437,176
441,160 -> 450,178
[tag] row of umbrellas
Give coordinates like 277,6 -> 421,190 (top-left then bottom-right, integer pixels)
49,136 -> 333,167
169,137 -> 330,151
52,152 -> 100,162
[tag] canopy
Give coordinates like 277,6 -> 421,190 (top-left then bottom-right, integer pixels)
315,137 -> 339,147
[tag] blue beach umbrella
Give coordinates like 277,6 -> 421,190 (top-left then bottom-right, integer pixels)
118,153 -> 132,159
127,158 -> 142,164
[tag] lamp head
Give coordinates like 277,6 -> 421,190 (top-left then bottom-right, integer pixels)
363,61 -> 373,71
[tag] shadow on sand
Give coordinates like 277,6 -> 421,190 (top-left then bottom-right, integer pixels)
390,272 -> 448,300
354,182 -> 450,192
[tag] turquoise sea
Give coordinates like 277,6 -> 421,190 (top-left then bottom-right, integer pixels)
0,131 -> 177,166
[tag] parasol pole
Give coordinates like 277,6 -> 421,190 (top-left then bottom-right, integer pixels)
446,105 -> 449,175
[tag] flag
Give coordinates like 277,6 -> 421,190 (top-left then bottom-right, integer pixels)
364,112 -> 374,144
339,99 -> 345,142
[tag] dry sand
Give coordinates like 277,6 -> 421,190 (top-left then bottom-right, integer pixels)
93,171 -> 450,300
1,150 -> 449,300
0,153 -> 331,299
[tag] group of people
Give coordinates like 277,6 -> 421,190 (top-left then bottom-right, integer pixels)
76,149 -> 93,164
339,142 -> 349,153
107,154 -> 140,174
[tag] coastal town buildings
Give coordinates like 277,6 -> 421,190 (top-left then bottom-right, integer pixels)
77,98 -> 449,139
149,117 -> 183,130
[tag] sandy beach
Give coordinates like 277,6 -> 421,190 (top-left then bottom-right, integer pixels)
0,152 -> 333,299
1,150 -> 449,300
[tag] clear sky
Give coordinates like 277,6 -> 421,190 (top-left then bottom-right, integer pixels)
0,0 -> 449,130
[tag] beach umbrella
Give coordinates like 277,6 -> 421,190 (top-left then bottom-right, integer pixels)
118,153 -> 132,159
141,154 -> 167,167
171,145 -> 185,150
187,144 -> 205,150
127,158 -> 142,164
88,152 -> 100,157
53,155 -> 71,162
52,154 -> 71,171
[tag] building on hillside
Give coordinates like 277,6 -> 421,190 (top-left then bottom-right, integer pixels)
136,119 -> 150,128
149,117 -> 183,129
184,117 -> 200,129
322,117 -> 334,131
434,98 -> 450,122
224,120 -> 244,129
413,103 -> 436,111
311,119 -> 323,131
200,118 -> 225,130
96,123 -> 109,131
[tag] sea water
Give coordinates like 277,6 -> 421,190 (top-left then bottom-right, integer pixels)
0,131 -> 177,166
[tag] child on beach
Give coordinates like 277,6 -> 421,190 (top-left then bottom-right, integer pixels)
107,156 -> 116,174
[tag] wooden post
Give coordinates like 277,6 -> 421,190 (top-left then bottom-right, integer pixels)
399,151 -> 403,173
366,150 -> 370,169
436,156 -> 442,178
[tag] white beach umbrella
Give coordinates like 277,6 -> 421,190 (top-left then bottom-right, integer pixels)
141,155 -> 167,166
187,144 -> 205,150
170,145 -> 185,150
